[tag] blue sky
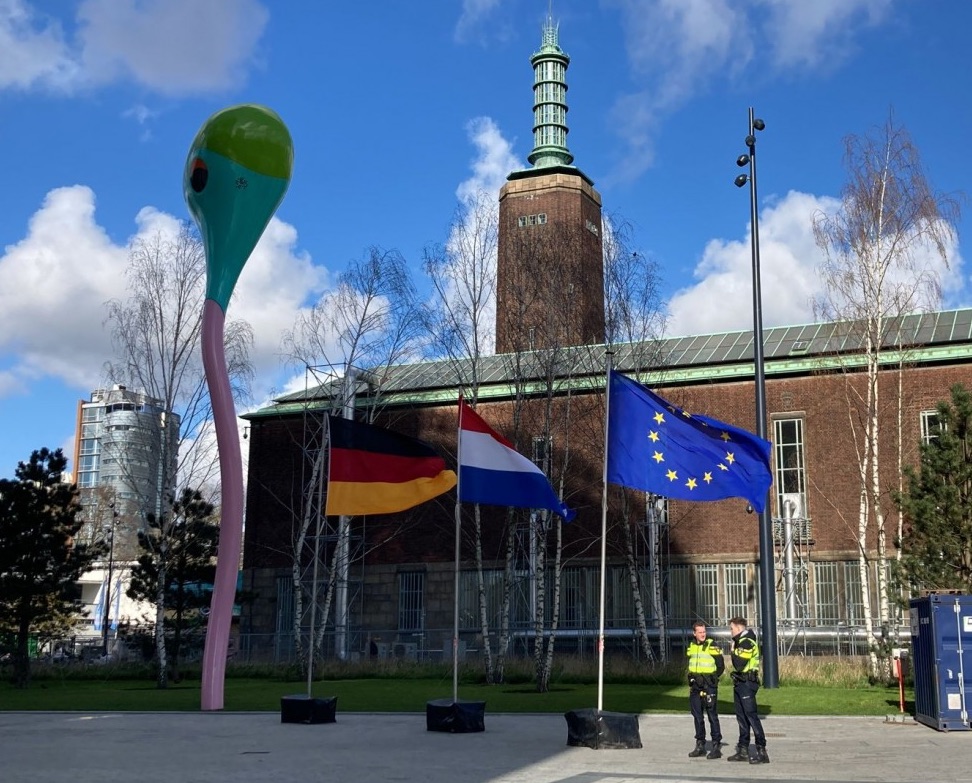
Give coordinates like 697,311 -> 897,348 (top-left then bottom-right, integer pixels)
1,0 -> 970,478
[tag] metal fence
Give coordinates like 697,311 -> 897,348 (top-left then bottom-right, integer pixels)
235,622 -> 909,666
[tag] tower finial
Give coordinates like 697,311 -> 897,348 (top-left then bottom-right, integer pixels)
528,7 -> 572,168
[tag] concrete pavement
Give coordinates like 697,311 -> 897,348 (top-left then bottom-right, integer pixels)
1,710 -> 969,783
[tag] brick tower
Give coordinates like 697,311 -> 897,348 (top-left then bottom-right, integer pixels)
495,14 -> 605,355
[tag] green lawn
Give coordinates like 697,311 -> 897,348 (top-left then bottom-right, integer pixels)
0,676 -> 911,715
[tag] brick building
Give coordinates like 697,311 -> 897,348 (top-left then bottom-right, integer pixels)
238,16 -> 971,662
240,309 -> 972,660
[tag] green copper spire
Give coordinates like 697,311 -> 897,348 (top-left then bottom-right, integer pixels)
527,12 -> 573,168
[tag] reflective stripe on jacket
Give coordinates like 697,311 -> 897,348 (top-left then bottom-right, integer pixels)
687,638 -> 721,675
731,628 -> 760,674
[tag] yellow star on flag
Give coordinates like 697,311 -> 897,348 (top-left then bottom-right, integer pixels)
666,469 -> 678,481
652,451 -> 664,463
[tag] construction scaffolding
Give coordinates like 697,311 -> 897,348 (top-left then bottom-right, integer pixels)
773,494 -> 813,653
290,364 -> 367,669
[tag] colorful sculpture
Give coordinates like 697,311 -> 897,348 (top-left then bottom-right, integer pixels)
184,104 -> 293,710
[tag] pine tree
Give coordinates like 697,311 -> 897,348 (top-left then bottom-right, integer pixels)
127,487 -> 219,683
0,449 -> 103,687
895,384 -> 972,595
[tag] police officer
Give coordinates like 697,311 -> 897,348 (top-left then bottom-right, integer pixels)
686,620 -> 724,759
726,616 -> 769,764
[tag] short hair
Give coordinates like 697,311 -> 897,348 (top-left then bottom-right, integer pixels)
692,620 -> 706,630
729,616 -> 748,627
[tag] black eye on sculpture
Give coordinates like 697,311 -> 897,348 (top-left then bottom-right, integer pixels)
190,157 -> 208,193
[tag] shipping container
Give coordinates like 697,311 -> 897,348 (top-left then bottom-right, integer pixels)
909,594 -> 972,731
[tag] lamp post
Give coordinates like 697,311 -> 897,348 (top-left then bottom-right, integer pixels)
734,107 -> 779,688
102,503 -> 118,657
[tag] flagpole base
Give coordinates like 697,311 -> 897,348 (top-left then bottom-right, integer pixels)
280,694 -> 337,724
564,708 -> 642,749
426,698 -> 486,733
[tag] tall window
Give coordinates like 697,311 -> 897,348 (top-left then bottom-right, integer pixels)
667,564 -> 691,625
558,566 -> 597,628
725,563 -> 750,621
695,564 -> 719,623
398,571 -> 425,632
842,561 -> 865,623
813,562 -> 840,624
609,566 -> 634,627
774,417 -> 807,516
921,410 -> 942,444
459,569 -> 508,631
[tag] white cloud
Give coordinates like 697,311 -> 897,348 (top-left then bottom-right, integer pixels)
0,0 -> 268,95
606,0 -> 897,180
454,0 -> 504,43
456,116 -> 522,204
76,0 -> 268,95
665,189 -> 965,338
0,0 -> 78,90
756,0 -> 893,70
445,117 -> 519,356
0,185 -> 129,389
615,0 -> 744,110
0,186 -> 324,408
665,190 -> 838,336
232,217 -> 328,393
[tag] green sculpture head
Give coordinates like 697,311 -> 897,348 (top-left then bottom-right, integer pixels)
184,104 -> 293,311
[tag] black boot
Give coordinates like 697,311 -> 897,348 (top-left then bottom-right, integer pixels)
726,744 -> 749,762
706,742 -> 723,759
688,740 -> 707,758
749,746 -> 770,764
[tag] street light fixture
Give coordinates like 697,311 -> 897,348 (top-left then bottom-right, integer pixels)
734,107 -> 779,688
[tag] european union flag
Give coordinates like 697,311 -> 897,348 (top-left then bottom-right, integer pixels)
606,371 -> 772,512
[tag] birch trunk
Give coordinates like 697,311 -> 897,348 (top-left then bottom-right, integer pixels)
292,444 -> 326,670
622,506 -> 655,662
474,503 -> 496,683
154,561 -> 168,688
532,513 -> 547,691
539,515 -> 562,692
496,510 -> 516,685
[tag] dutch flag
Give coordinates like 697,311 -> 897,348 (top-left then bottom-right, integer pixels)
457,397 -> 575,521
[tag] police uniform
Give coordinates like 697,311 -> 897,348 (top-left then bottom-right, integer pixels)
686,634 -> 724,758
728,625 -> 769,764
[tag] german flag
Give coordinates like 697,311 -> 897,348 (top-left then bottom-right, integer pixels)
325,416 -> 457,516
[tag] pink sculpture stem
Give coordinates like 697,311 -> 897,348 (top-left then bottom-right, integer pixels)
200,298 -> 244,711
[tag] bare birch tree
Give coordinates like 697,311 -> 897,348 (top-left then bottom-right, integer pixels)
497,221 -> 606,692
812,112 -> 959,676
422,191 -> 504,681
281,246 -> 422,670
104,224 -> 253,687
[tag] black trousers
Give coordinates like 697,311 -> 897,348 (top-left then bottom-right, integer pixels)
732,679 -> 765,747
689,687 -> 721,743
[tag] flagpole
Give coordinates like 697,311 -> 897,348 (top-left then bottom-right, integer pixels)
453,396 -> 463,704
597,352 -> 614,712
306,417 -> 329,697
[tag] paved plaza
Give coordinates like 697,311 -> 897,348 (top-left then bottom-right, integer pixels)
1,710 -> 969,783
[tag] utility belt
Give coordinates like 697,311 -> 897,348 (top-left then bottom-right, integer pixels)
689,674 -> 719,690
731,671 -> 759,684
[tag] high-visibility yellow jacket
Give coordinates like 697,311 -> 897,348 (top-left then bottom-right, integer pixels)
687,638 -> 725,677
731,628 -> 761,674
